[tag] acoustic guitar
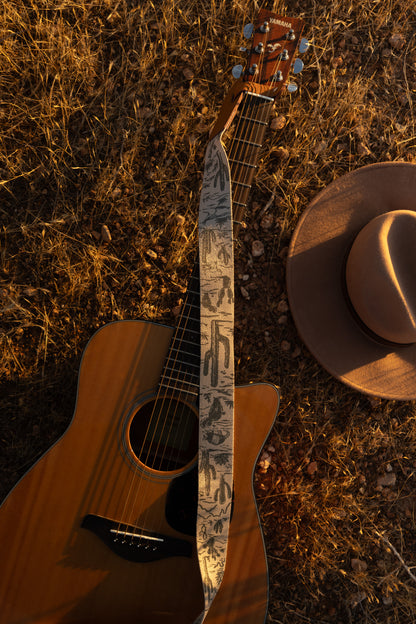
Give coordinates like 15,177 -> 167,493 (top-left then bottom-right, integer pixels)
0,10 -> 305,623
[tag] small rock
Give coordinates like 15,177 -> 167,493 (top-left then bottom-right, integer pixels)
146,249 -> 158,260
270,114 -> 286,131
351,558 -> 368,572
377,472 -> 396,487
258,451 -> 272,472
398,92 -> 408,105
314,140 -> 328,156
260,214 -> 274,229
240,286 -> 250,300
275,146 -> 290,160
101,224 -> 112,243
278,315 -> 287,325
281,340 -> 291,352
277,299 -> 289,313
183,67 -> 194,80
331,56 -> 343,68
382,594 -> 393,606
307,461 -> 318,476
22,287 -> 38,297
386,463 -> 393,473
389,33 -> 406,50
252,240 -> 264,257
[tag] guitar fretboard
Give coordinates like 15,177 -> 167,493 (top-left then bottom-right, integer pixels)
159,92 -> 274,400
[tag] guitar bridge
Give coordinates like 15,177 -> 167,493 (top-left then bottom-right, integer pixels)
81,514 -> 192,562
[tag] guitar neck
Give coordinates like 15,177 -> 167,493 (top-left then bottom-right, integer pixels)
228,91 -> 274,229
159,91 -> 274,400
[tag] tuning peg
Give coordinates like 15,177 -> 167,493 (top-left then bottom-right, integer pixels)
232,64 -> 244,79
287,83 -> 298,93
299,38 -> 309,54
243,23 -> 254,39
293,58 -> 304,74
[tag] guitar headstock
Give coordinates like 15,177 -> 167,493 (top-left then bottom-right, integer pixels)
210,10 -> 307,138
238,10 -> 306,98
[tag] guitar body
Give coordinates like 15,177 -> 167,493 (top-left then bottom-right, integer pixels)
0,320 -> 279,624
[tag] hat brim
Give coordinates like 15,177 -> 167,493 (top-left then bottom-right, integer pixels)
286,162 -> 416,400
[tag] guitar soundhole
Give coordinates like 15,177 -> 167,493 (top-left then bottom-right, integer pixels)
128,397 -> 198,472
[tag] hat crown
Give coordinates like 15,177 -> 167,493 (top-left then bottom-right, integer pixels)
345,210 -> 416,344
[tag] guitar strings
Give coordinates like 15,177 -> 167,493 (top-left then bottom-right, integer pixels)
121,69 -> 284,542
118,92 -> 262,542
114,26 -> 293,543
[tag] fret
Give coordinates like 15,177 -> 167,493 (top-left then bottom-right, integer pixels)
168,345 -> 199,357
184,288 -> 199,298
170,337 -> 199,351
164,352 -> 200,367
180,300 -> 200,311
229,158 -> 257,169
234,137 -> 262,148
159,382 -> 198,397
233,181 -> 251,188
162,367 -> 199,383
239,115 -> 268,126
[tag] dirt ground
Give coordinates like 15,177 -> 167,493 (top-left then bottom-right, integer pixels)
1,0 -> 416,622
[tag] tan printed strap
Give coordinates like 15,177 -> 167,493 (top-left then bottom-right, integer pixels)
196,132 -> 234,622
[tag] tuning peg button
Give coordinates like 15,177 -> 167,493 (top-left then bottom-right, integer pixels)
232,64 -> 244,79
293,58 -> 304,74
243,23 -> 254,39
299,38 -> 309,54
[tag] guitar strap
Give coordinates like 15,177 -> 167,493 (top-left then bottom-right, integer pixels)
196,132 -> 235,622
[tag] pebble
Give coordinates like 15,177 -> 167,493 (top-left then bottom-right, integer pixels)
389,33 -> 406,50
240,286 -> 250,300
252,240 -> 264,257
260,214 -> 274,229
22,287 -> 38,297
351,558 -> 367,572
275,146 -> 290,160
281,340 -> 291,352
270,114 -> 286,131
183,67 -> 194,80
307,461 -> 318,476
291,346 -> 301,358
146,249 -> 158,260
377,472 -> 396,487
277,299 -> 289,313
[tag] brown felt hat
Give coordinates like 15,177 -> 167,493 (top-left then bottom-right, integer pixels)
286,162 -> 416,400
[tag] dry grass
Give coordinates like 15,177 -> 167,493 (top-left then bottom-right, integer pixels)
1,0 -> 416,621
